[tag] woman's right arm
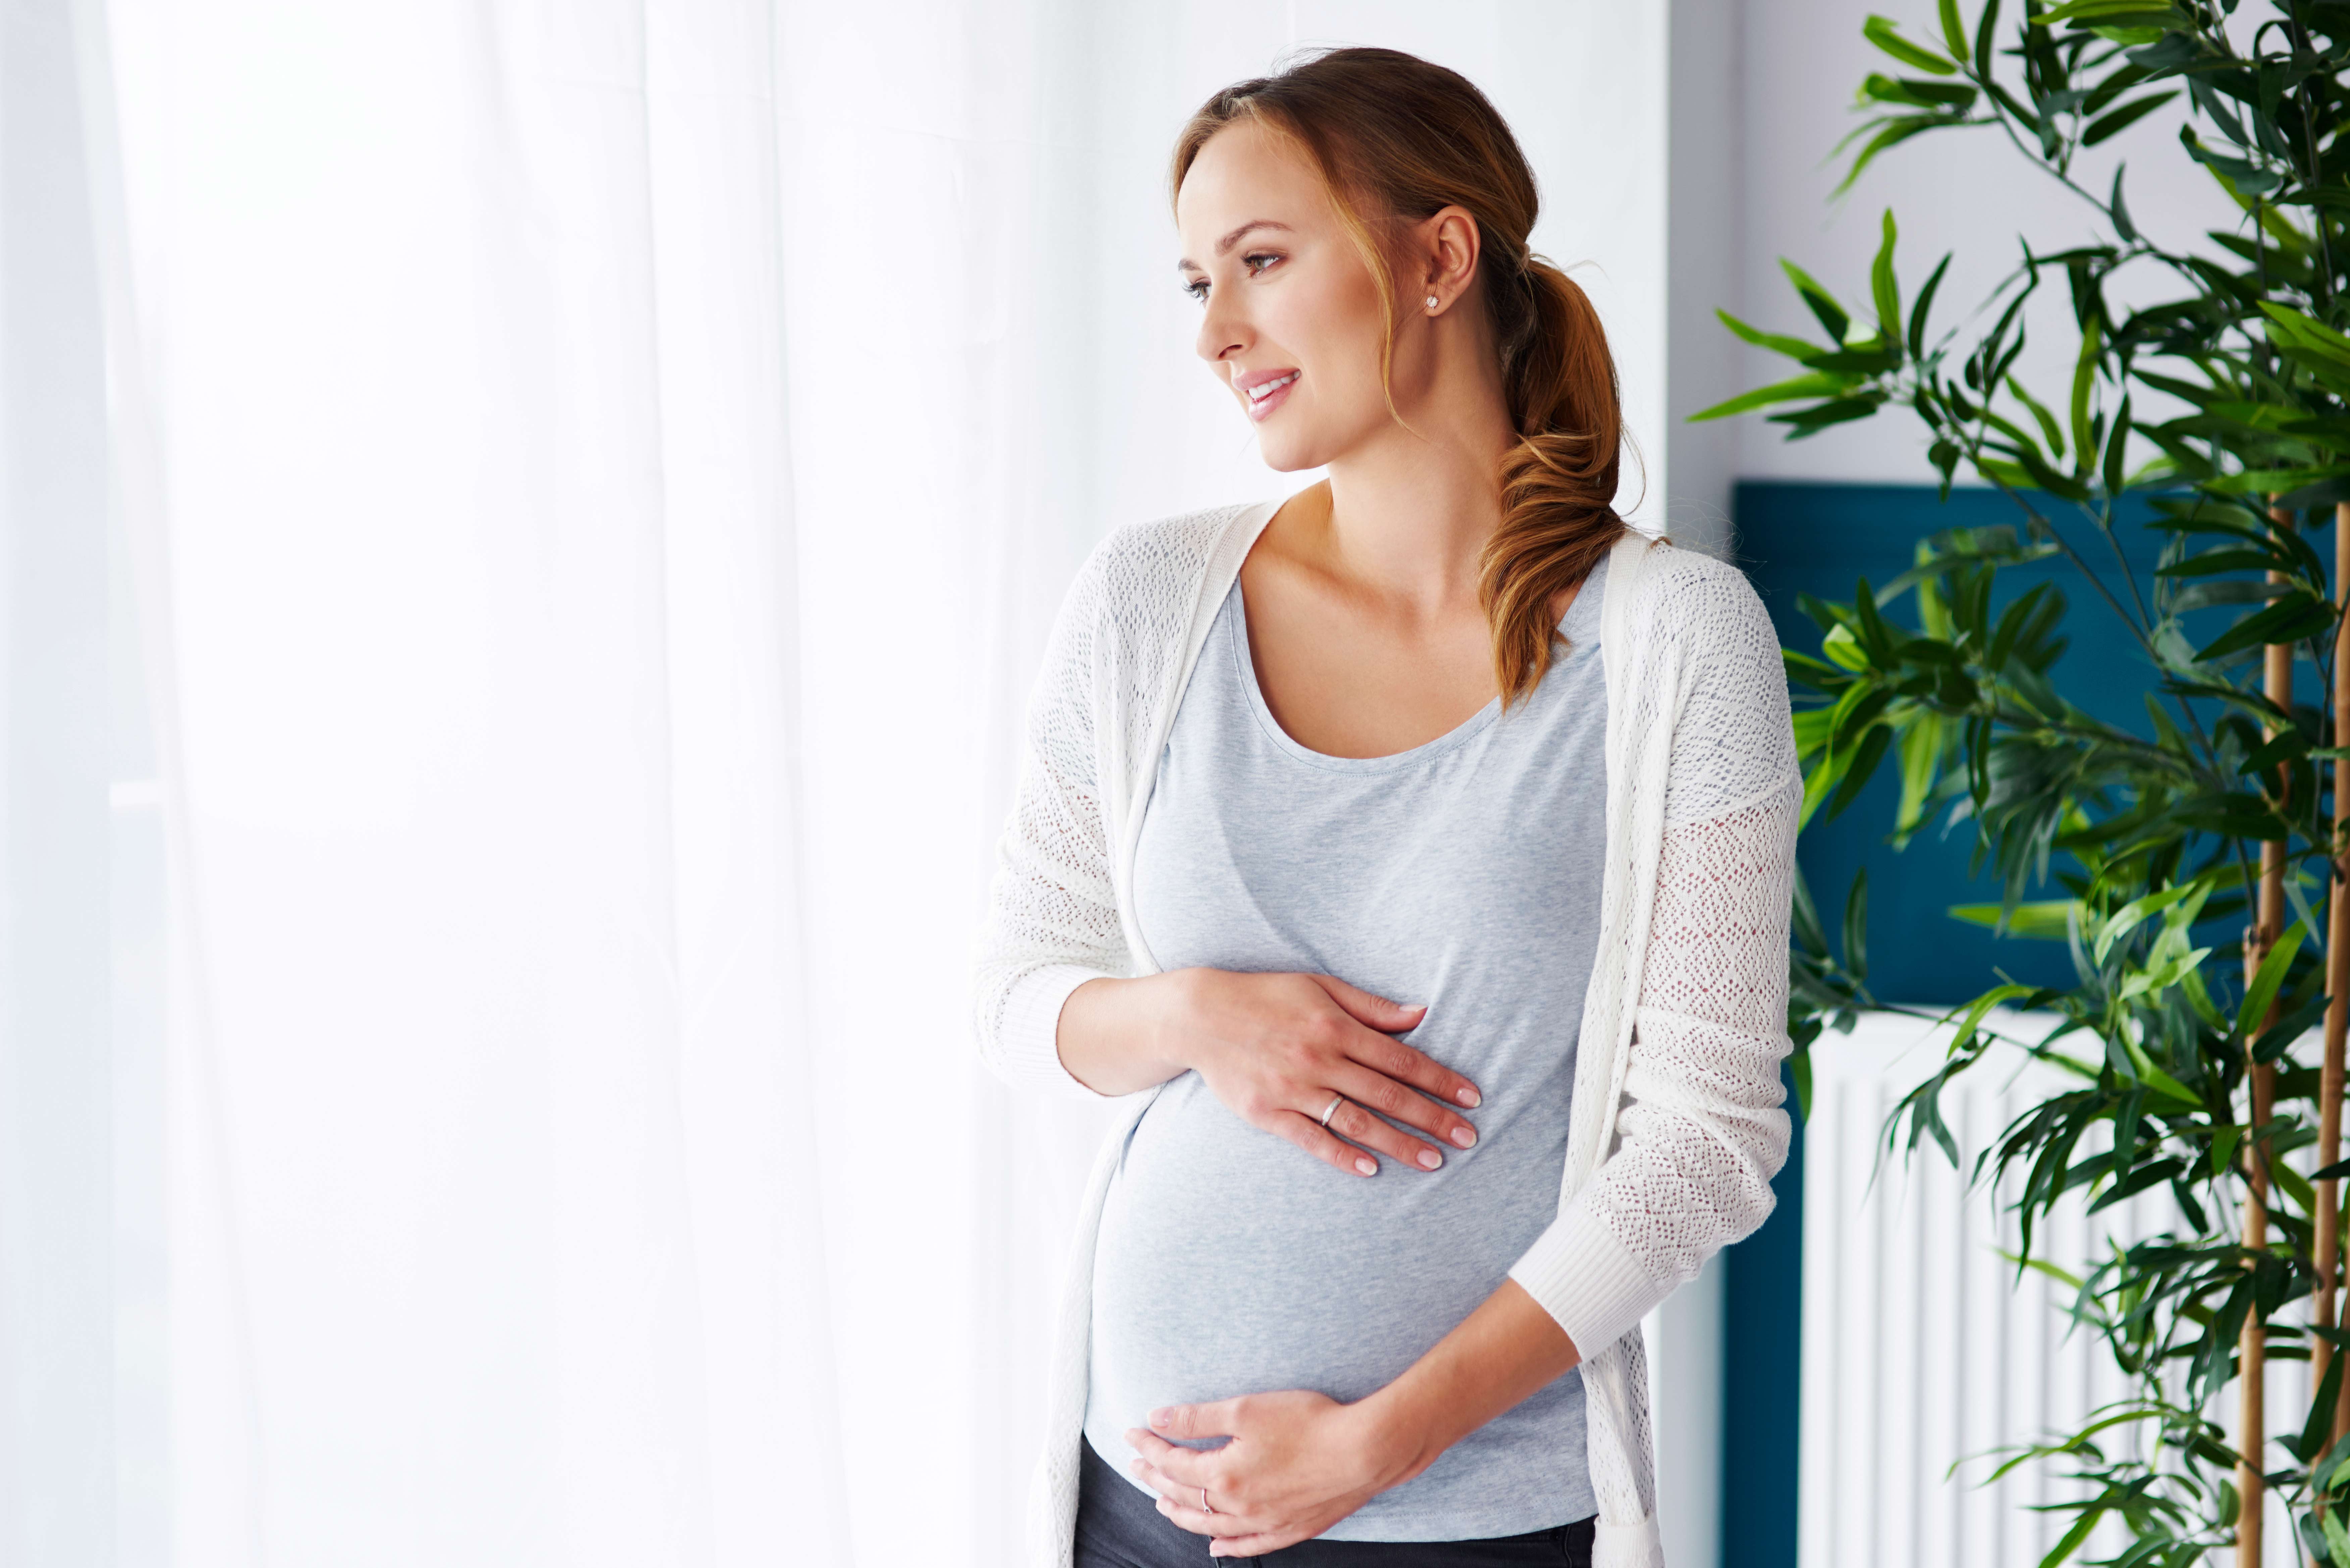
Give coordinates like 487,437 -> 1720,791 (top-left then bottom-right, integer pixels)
973,544 -> 1481,1173
1057,968 -> 1483,1177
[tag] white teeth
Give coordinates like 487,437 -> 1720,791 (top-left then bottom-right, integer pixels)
1245,372 -> 1297,402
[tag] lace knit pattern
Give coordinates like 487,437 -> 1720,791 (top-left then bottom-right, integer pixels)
972,511 -> 1799,1568
972,504 -> 1256,1092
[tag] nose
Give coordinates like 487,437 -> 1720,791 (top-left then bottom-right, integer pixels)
1195,292 -> 1247,367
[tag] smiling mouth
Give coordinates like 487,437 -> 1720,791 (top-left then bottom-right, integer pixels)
1244,371 -> 1299,406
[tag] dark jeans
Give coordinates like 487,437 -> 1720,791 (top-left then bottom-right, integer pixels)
1074,1435 -> 1597,1568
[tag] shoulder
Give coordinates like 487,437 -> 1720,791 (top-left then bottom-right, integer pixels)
1071,501 -> 1257,608
1616,536 -> 1776,663
1056,500 -> 1260,649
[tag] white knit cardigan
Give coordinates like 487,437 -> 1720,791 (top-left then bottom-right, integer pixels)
972,498 -> 1800,1568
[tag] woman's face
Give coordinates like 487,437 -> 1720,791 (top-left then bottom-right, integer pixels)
1174,121 -> 1410,473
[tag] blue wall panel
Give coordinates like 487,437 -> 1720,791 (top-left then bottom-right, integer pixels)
1716,479 -> 2184,1568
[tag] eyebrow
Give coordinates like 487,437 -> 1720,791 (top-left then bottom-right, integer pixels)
1175,219 -> 1294,273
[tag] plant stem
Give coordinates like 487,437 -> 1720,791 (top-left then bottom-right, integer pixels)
2241,518 -> 2297,1568
2325,500 -> 2350,1452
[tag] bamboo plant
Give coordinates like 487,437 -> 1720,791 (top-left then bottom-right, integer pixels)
1706,2 -> 2350,1561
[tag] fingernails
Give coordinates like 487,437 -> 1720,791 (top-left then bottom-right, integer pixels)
1450,1124 -> 1476,1147
1418,1148 -> 1442,1169
1355,1156 -> 1377,1175
1455,1086 -> 1480,1108
1151,1410 -> 1170,1429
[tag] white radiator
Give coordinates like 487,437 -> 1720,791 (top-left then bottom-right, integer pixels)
1798,1011 -> 2313,1568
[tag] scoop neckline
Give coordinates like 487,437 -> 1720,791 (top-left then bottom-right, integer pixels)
1224,565 -> 1603,774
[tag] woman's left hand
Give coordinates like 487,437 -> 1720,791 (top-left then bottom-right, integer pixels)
1123,1389 -> 1417,1557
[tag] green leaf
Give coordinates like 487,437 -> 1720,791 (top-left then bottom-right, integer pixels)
2238,918 -> 2308,1041
1780,260 -> 1851,343
1937,0 -> 1966,56
1835,114 -> 1951,194
2068,315 -> 2102,478
2092,881 -> 2200,963
1770,396 -> 1890,437
2102,396 -> 2132,498
1859,73 -> 1979,110
2136,1059 -> 2203,1109
2261,302 -> 2350,368
1820,622 -> 1871,671
1950,901 -> 2078,939
1863,13 -> 1957,73
2195,590 -> 2335,663
1870,209 -> 1901,343
2109,163 -> 2136,243
1826,723 -> 1894,820
2303,1340 -> 2347,1472
1689,374 -> 1850,422
2087,1156 -> 2185,1213
2036,1503 -> 2105,1568
1843,868 -> 1870,982
2007,376 -> 2067,460
2117,944 -> 2211,1002
1908,253 -> 1951,361
1942,984 -> 2038,1053
1713,308 -> 1824,362
2035,0 -> 2191,20
2083,89 -> 2179,146
2326,1508 -> 2350,1568
1894,712 -> 1943,835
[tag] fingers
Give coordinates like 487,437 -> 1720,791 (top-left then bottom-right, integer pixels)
1341,1020 -> 1482,1111
1309,973 -> 1430,1036
1125,1428 -> 1220,1485
1320,1086 -> 1457,1172
1331,1063 -> 1478,1162
1149,1491 -> 1254,1542
1147,1399 -> 1245,1441
1266,1108 -> 1382,1178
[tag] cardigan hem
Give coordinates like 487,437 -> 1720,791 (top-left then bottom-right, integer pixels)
1507,1202 -> 1669,1362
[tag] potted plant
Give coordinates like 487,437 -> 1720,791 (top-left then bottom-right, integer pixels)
1706,2 -> 2350,1560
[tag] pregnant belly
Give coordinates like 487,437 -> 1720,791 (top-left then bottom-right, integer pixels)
1085,1071 -> 1569,1431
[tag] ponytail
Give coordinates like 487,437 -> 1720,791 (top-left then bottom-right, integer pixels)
1483,259 -> 1627,703
1171,47 -> 1628,709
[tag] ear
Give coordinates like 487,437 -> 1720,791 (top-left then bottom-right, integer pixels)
1418,204 -> 1482,313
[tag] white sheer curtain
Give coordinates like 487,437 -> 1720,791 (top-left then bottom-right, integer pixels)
23,3 -> 1673,1565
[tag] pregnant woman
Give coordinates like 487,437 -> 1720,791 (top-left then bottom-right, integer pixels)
973,47 -> 1798,1568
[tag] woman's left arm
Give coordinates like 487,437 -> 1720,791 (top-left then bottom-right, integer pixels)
1127,561 -> 1802,1556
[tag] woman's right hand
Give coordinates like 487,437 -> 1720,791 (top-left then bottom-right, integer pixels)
1062,967 -> 1482,1178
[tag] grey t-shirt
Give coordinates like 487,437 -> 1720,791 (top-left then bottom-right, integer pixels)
1081,554 -> 1609,1541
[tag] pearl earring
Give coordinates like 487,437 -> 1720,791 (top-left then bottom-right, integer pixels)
1425,295 -> 1440,311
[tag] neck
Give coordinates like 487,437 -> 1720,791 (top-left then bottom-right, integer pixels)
1290,417 -> 1516,613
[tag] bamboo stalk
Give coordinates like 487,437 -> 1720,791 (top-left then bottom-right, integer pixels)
2313,505 -> 2350,1568
2322,501 -> 2350,1460
2243,533 -> 2293,1568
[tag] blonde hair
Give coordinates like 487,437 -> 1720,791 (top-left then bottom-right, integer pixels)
1171,46 -> 1629,704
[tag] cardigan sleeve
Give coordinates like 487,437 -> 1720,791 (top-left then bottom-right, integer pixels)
1508,558 -> 1801,1356
970,552 -> 1133,1101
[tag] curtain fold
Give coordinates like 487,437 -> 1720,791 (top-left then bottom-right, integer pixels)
55,3 -> 1672,1565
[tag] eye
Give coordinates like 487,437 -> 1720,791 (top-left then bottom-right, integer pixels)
1179,252 -> 1285,306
